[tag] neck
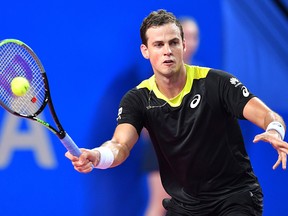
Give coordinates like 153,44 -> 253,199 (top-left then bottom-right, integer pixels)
155,66 -> 187,99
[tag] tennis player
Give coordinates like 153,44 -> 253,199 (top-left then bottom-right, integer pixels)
142,16 -> 200,216
66,9 -> 288,216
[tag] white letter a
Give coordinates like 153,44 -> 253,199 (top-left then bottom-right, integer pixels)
0,113 -> 57,169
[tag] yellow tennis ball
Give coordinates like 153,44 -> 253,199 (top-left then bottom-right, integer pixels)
11,77 -> 30,96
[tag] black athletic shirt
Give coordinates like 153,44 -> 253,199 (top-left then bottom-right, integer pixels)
117,65 -> 261,203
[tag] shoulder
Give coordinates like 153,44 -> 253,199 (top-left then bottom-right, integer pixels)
207,68 -> 235,80
185,64 -> 210,80
136,75 -> 155,90
121,80 -> 150,104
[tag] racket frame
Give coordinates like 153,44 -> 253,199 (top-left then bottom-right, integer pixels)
0,39 -> 81,157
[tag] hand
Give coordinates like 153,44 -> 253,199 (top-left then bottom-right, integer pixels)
65,148 -> 100,173
253,131 -> 288,170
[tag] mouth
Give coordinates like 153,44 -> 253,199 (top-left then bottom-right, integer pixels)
163,60 -> 174,65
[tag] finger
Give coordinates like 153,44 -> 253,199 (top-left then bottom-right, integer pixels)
253,135 -> 262,143
74,166 -> 92,173
78,151 -> 90,165
79,150 -> 99,167
272,155 -> 282,170
65,152 -> 79,163
65,151 -> 73,159
74,161 -> 94,173
253,133 -> 270,143
281,152 -> 287,170
253,132 -> 283,144
73,158 -> 89,167
255,134 -> 288,153
278,147 -> 288,154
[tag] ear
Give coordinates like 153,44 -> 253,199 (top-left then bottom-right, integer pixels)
140,44 -> 149,59
183,39 -> 186,52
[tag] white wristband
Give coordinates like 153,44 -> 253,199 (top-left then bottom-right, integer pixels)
94,147 -> 114,169
266,121 -> 285,140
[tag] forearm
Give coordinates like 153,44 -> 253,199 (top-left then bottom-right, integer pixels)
100,140 -> 130,167
92,141 -> 129,169
244,98 -> 286,131
92,123 -> 138,169
264,111 -> 286,130
264,111 -> 286,140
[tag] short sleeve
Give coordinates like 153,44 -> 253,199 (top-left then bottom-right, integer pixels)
117,88 -> 145,135
206,69 -> 256,119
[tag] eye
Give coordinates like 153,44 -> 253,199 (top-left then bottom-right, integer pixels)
170,40 -> 179,46
154,42 -> 163,47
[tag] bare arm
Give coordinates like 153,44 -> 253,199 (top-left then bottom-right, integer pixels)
97,123 -> 139,167
65,123 -> 139,173
243,97 -> 285,131
243,97 -> 288,169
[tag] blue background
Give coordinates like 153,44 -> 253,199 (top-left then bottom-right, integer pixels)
0,0 -> 287,215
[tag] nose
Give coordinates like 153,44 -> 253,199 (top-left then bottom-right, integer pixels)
164,44 -> 172,55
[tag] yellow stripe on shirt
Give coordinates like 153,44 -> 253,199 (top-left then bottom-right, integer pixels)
137,65 -> 210,107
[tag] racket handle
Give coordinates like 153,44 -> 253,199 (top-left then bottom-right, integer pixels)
60,133 -> 82,157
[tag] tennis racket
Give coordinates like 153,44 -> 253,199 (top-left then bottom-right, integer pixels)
0,39 -> 82,157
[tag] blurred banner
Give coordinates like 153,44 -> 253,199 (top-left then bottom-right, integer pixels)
1,0 -> 287,215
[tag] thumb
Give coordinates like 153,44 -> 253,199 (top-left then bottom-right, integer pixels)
253,132 -> 269,143
79,151 -> 89,164
79,150 -> 97,165
253,135 -> 260,143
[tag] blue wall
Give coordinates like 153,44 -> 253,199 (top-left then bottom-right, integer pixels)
0,0 -> 287,215
223,1 -> 288,216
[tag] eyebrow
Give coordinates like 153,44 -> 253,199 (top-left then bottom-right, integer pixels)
152,37 -> 180,44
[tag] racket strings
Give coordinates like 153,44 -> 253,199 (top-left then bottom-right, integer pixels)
0,42 -> 47,116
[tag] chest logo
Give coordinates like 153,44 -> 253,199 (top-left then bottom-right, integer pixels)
190,94 -> 201,109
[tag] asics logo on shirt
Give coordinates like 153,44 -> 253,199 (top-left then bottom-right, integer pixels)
190,94 -> 201,109
241,86 -> 249,97
230,77 -> 250,98
116,107 -> 123,121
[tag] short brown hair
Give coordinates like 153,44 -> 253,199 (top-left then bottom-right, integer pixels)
140,9 -> 184,46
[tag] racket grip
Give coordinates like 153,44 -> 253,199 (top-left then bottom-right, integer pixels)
60,133 -> 82,157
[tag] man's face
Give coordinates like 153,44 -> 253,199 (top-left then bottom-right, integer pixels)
140,23 -> 185,78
